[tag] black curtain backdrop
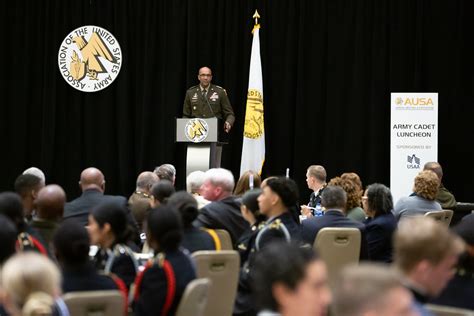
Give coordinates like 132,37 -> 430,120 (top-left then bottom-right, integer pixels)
1,0 -> 473,202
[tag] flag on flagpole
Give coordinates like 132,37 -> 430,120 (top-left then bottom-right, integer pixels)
240,10 -> 265,176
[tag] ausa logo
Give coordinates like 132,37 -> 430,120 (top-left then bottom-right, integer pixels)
407,154 -> 421,169
58,26 -> 122,92
185,118 -> 209,143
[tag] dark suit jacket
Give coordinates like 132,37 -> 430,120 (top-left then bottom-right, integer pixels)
64,189 -> 127,226
63,189 -> 140,246
301,209 -> 368,260
193,196 -> 248,244
364,213 -> 397,263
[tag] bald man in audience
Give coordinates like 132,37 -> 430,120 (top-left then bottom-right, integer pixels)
128,171 -> 159,231
30,184 -> 66,251
63,168 -> 140,247
333,263 -> 419,316
423,162 -> 456,209
14,173 -> 44,220
394,217 -> 464,316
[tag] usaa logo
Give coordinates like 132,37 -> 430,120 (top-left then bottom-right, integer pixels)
396,97 -> 434,106
185,118 -> 209,143
58,26 -> 122,92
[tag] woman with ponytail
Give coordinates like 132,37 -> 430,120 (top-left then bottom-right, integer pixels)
1,252 -> 65,316
133,205 -> 196,316
88,200 -> 139,290
167,191 -> 216,253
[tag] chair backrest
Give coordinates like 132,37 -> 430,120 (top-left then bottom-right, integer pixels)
63,290 -> 124,316
175,278 -> 211,316
214,229 -> 234,250
191,250 -> 240,316
424,210 -> 446,222
314,228 -> 361,283
426,304 -> 474,316
443,209 -> 454,227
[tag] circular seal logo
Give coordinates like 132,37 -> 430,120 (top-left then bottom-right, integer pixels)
244,89 -> 264,139
58,26 -> 122,92
185,118 -> 209,143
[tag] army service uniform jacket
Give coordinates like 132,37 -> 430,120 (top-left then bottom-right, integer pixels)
183,84 -> 235,125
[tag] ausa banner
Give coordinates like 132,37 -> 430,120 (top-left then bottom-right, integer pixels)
390,93 -> 438,203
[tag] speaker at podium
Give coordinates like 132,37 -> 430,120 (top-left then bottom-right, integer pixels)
176,117 -> 229,176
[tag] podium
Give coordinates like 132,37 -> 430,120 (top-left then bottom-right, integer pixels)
176,117 -> 227,176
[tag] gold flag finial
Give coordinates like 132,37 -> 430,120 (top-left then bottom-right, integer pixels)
253,10 -> 260,25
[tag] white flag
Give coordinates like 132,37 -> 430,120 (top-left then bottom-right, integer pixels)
240,20 -> 265,176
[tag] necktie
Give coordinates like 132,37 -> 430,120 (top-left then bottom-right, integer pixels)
202,89 -> 207,98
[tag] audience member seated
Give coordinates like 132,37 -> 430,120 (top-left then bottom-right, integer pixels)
333,263 -> 418,316
362,183 -> 397,262
133,205 -> 196,316
430,214 -> 474,310
154,163 -> 176,185
14,173 -> 44,221
150,179 -> 175,207
301,186 -> 368,259
0,215 -> 17,316
341,172 -> 363,194
186,170 -> 210,208
301,165 -> 327,218
89,200 -> 139,290
252,242 -> 331,316
193,168 -> 248,244
0,192 -> 48,256
234,177 -> 301,315
234,170 -> 261,197
129,171 -> 158,231
64,168 -> 139,241
393,170 -> 442,220
236,189 -> 266,265
1,252 -> 67,316
22,167 -> 46,186
0,214 -> 17,265
256,177 -> 301,243
167,191 -> 215,253
423,162 -> 456,210
30,184 -> 66,254
328,176 -> 366,222
394,217 -> 464,315
54,221 -> 118,294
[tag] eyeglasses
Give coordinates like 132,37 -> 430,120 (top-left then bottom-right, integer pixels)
199,74 -> 212,77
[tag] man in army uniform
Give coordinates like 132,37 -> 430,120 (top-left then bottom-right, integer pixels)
183,66 -> 235,133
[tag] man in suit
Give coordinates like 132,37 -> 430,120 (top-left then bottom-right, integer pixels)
63,168 -> 139,245
183,66 -> 235,133
301,185 -> 368,259
193,168 -> 248,244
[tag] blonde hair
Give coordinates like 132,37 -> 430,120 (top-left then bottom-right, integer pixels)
394,217 -> 464,273
413,170 -> 439,200
2,253 -> 60,315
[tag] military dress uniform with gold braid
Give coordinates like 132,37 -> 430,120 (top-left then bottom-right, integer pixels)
234,213 -> 301,315
183,84 -> 235,125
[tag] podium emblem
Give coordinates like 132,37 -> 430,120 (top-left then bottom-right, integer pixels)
185,118 -> 209,143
